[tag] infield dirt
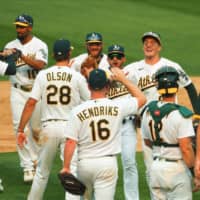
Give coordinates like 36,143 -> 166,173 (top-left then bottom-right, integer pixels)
0,78 -> 199,152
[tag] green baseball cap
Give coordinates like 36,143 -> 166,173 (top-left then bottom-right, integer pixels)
108,44 -> 125,55
85,32 -> 102,43
88,69 -> 108,90
14,14 -> 33,27
53,39 -> 73,56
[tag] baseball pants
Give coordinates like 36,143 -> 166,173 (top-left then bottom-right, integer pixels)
120,119 -> 139,200
27,121 -> 79,200
150,159 -> 192,200
78,156 -> 118,200
11,87 -> 41,172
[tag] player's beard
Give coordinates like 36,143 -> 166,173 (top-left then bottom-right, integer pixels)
17,32 -> 29,42
88,47 -> 102,58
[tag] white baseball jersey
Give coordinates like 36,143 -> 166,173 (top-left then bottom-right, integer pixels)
107,80 -> 129,100
142,101 -> 195,160
0,60 -> 8,75
5,36 -> 48,86
105,67 -> 130,100
124,57 -> 191,103
66,97 -> 139,160
107,69 -> 140,200
30,65 -> 90,122
70,53 -> 109,72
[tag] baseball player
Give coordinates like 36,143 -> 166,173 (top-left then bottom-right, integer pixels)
0,49 -> 17,76
141,66 -> 200,199
0,179 -> 3,193
70,32 -> 109,72
107,45 -> 139,200
60,68 -> 146,200
124,31 -> 198,199
195,122 -> 200,190
4,14 -> 48,183
17,39 -> 90,200
0,49 -> 17,192
194,96 -> 200,184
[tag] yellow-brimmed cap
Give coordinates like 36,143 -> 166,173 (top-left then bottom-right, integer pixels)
14,14 -> 33,27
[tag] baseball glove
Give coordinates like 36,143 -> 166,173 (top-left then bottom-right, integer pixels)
58,172 -> 86,195
11,49 -> 22,62
80,56 -> 97,77
0,49 -> 22,62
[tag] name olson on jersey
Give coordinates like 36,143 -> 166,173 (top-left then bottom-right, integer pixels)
46,72 -> 72,82
77,106 -> 119,122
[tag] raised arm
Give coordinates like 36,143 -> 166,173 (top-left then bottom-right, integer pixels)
110,67 -> 146,108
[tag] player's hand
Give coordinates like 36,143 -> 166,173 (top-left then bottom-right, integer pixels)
110,67 -> 127,82
0,49 -> 15,57
17,131 -> 27,149
60,167 -> 71,174
193,177 -> 200,192
195,158 -> 200,180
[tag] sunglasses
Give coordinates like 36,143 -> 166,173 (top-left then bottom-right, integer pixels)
108,54 -> 124,60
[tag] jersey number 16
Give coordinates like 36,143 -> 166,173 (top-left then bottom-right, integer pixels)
89,119 -> 110,141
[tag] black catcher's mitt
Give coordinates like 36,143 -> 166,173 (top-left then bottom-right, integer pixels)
58,172 -> 86,195
0,49 -> 22,62
11,49 -> 22,62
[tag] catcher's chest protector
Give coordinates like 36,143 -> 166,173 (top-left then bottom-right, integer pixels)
147,100 -> 193,147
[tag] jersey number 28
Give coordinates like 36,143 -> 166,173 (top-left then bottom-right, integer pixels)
47,85 -> 71,105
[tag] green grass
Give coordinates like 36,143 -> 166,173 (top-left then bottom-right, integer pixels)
0,0 -> 200,75
0,152 -> 200,199
0,1 -> 200,199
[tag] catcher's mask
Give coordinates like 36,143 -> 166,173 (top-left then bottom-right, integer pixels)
154,66 -> 179,95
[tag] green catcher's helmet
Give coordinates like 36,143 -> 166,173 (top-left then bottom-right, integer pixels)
154,66 -> 179,95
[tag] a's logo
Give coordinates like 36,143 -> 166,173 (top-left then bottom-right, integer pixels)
113,45 -> 120,50
15,53 -> 36,67
90,33 -> 99,40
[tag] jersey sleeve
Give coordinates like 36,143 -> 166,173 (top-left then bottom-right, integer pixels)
35,43 -> 48,64
141,111 -> 152,139
123,63 -> 139,84
77,73 -> 91,101
117,97 -> 139,117
65,110 -> 80,141
29,71 -> 43,100
0,60 -> 8,75
70,54 -> 86,72
172,63 -> 191,88
177,116 -> 195,138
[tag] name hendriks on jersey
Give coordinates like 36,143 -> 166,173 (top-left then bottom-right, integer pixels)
77,106 -> 119,122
